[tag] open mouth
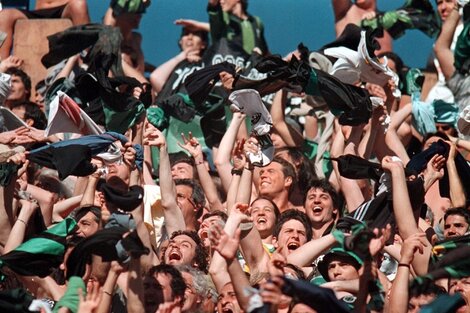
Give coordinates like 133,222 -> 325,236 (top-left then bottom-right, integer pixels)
312,206 -> 323,214
257,217 -> 267,224
222,307 -> 233,313
169,250 -> 182,261
287,242 -> 299,251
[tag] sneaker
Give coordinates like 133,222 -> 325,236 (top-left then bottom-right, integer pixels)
228,89 -> 273,136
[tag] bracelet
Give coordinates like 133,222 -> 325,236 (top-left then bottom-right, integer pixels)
231,168 -> 243,176
16,219 -> 27,225
398,263 -> 410,268
103,290 -> 113,296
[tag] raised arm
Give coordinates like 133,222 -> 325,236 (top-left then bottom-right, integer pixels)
4,199 -> 38,253
214,112 -> 246,192
286,233 -> 337,267
434,5 -> 460,81
270,90 -> 304,147
332,0 -> 353,22
178,133 -> 224,212
149,51 -> 189,93
382,157 -> 431,275
144,124 -> 185,234
446,141 -> 466,208
387,233 -> 427,313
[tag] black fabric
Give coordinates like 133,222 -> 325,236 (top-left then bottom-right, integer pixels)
0,288 -> 34,313
350,178 -> 426,240
329,154 -> 383,181
407,140 -> 470,200
19,5 -> 66,19
314,69 -> 373,125
27,145 -> 96,180
42,24 -> 123,76
184,61 -> 236,105
159,93 -> 197,122
282,277 -> 350,313
0,163 -> 19,187
320,23 -> 363,54
121,230 -> 150,258
66,227 -> 128,279
200,100 -> 227,148
100,184 -> 144,212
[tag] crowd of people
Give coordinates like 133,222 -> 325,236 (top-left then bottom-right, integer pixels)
0,0 -> 469,312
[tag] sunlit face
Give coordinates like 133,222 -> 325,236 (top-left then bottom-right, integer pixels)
327,259 -> 359,281
7,75 -> 28,102
258,162 -> 291,197
181,271 -> 201,312
216,283 -> 243,313
304,187 -> 337,226
444,214 -> 469,238
198,215 -> 224,247
171,162 -> 194,180
290,303 -> 317,313
75,212 -> 100,238
176,184 -> 197,220
408,294 -> 436,313
449,277 -> 470,313
220,0 -> 239,13
164,234 -> 197,267
179,32 -> 206,53
251,198 -> 277,239
274,219 -> 308,257
436,0 -> 456,21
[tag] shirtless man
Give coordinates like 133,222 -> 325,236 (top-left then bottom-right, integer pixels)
0,0 -> 90,59
332,0 -> 392,54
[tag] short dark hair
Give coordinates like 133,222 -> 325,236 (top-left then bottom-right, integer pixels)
273,209 -> 312,242
251,196 -> 281,220
6,68 -> 31,97
409,281 -> 445,299
276,147 -> 317,187
444,207 -> 470,225
377,51 -> 404,74
174,179 -> 206,218
148,264 -> 186,300
271,157 -> 297,193
11,101 -> 47,129
168,230 -> 209,273
169,152 -> 194,167
304,179 -> 340,210
201,210 -> 228,223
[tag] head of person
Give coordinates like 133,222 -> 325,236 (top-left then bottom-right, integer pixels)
10,101 -> 47,129
273,209 -> 312,257
163,230 -> 208,273
220,0 -> 248,14
258,157 -> 297,199
408,283 -> 445,313
34,80 -> 46,108
217,282 -> 243,313
144,264 -> 186,313
250,196 -> 280,239
179,28 -> 208,55
377,51 -> 404,75
449,276 -> 470,313
318,248 -> 362,282
5,68 -> 31,105
353,0 -> 376,10
174,179 -> 206,224
198,210 -> 228,248
422,132 -> 450,150
444,207 -> 470,238
436,0 -> 456,21
170,152 -> 196,180
177,265 -> 210,313
73,205 -> 102,238
304,179 -> 340,228
275,147 -> 317,187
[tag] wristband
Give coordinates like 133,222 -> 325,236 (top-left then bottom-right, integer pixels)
16,219 -> 27,225
398,263 -> 410,268
231,168 -> 243,176
103,290 -> 113,296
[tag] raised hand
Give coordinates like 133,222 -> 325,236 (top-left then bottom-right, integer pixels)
399,232 -> 427,265
209,222 -> 241,262
143,123 -> 166,148
232,139 -> 246,170
178,132 -> 203,161
77,281 -> 102,313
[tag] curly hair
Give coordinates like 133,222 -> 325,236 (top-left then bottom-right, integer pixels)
165,230 -> 209,273
273,209 -> 313,242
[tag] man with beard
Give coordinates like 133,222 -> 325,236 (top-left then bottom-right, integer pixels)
163,230 -> 209,273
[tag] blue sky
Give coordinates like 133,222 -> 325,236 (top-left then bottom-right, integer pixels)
31,0 -> 436,69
